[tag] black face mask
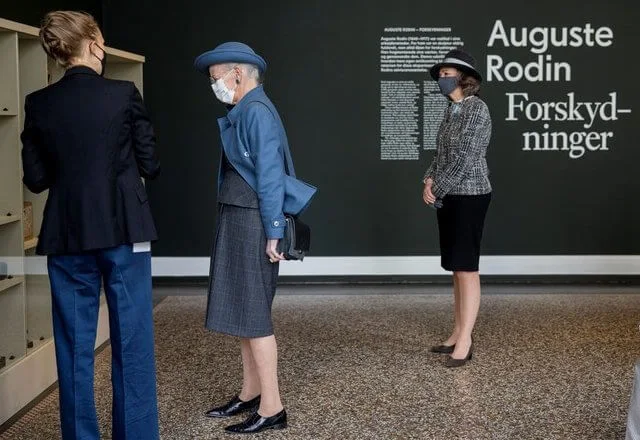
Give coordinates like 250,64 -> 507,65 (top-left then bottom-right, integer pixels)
92,43 -> 107,76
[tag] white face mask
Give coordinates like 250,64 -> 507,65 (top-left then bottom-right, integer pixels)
210,69 -> 236,104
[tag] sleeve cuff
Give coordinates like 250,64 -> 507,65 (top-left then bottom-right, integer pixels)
432,183 -> 445,199
265,217 -> 286,239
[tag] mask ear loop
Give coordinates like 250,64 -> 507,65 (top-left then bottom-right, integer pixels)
90,41 -> 104,62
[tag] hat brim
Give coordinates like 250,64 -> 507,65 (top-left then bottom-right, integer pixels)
194,50 -> 267,75
430,62 -> 482,82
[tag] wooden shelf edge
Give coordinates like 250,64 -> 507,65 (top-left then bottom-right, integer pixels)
0,276 -> 25,293
23,237 -> 38,251
26,337 -> 54,355
0,216 -> 21,227
0,18 -> 39,37
0,19 -> 142,61
105,47 -> 145,63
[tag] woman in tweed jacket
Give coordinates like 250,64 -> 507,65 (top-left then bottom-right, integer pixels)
423,49 -> 492,368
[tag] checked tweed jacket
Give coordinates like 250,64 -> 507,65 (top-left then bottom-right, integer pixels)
423,95 -> 492,198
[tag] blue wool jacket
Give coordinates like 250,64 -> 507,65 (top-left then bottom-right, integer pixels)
217,86 -> 314,239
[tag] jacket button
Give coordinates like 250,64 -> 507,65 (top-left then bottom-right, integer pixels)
274,221 -> 279,226
244,152 -> 250,157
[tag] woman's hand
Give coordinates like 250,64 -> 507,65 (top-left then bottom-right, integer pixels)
423,178 -> 436,205
266,239 -> 285,263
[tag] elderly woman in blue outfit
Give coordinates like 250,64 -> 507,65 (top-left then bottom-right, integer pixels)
194,42 -> 314,435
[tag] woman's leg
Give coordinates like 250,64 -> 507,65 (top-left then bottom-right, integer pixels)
99,245 -> 159,439
239,338 -> 261,401
450,271 -> 481,359
249,335 -> 283,416
443,275 -> 461,346
48,254 -> 102,440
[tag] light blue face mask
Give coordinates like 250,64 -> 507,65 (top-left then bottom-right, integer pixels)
438,76 -> 458,96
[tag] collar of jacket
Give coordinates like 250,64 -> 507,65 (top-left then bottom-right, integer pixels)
449,95 -> 476,106
64,65 -> 100,78
225,85 -> 266,126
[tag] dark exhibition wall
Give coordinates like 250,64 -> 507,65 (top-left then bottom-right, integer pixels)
2,1 -> 639,263
0,2 -> 102,29
102,0 -> 640,258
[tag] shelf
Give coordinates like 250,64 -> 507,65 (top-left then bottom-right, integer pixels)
23,237 -> 37,251
19,37 -> 48,130
0,281 -> 26,374
0,215 -> 20,226
23,190 -> 47,238
26,336 -> 53,355
0,18 -> 39,37
26,274 -> 52,350
105,62 -> 144,94
0,276 -> 24,294
105,47 -> 145,63
0,115 -> 22,217
0,32 -> 19,117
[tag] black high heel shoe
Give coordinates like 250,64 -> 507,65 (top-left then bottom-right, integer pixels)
224,409 -> 288,434
204,395 -> 260,418
445,345 -> 473,368
430,344 -> 455,354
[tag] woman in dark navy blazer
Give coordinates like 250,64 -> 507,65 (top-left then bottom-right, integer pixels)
21,11 -> 160,440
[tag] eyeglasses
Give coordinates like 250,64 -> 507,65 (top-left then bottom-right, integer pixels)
209,68 -> 237,83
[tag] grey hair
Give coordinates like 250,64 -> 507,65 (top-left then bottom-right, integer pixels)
223,62 -> 263,84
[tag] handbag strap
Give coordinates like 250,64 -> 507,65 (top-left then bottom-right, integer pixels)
282,138 -> 295,178
246,99 -> 295,178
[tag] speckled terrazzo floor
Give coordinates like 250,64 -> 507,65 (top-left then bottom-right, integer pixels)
2,285 -> 640,440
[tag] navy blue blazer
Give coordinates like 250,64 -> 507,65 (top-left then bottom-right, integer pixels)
21,66 -> 160,255
218,86 -> 315,239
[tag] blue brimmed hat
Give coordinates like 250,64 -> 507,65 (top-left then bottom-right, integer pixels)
194,42 -> 267,75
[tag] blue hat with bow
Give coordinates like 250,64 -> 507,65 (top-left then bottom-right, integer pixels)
194,42 -> 267,75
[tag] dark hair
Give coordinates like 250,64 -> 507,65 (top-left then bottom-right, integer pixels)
459,72 -> 481,97
40,11 -> 100,68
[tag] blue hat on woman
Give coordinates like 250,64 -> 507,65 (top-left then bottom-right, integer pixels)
194,42 -> 267,75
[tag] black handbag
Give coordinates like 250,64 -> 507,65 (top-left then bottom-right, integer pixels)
277,214 -> 311,261
277,142 -> 313,261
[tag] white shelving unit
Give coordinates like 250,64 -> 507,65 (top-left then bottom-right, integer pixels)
0,17 -> 146,426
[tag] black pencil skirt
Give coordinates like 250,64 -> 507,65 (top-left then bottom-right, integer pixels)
436,193 -> 491,272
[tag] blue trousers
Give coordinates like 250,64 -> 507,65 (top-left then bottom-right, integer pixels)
47,244 -> 159,440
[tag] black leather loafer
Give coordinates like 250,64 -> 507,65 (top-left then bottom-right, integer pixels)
205,395 -> 260,418
224,409 -> 287,434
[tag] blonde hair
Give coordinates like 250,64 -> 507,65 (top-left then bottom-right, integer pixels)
40,11 -> 100,68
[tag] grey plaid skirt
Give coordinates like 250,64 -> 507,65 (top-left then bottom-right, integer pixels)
205,203 -> 279,338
